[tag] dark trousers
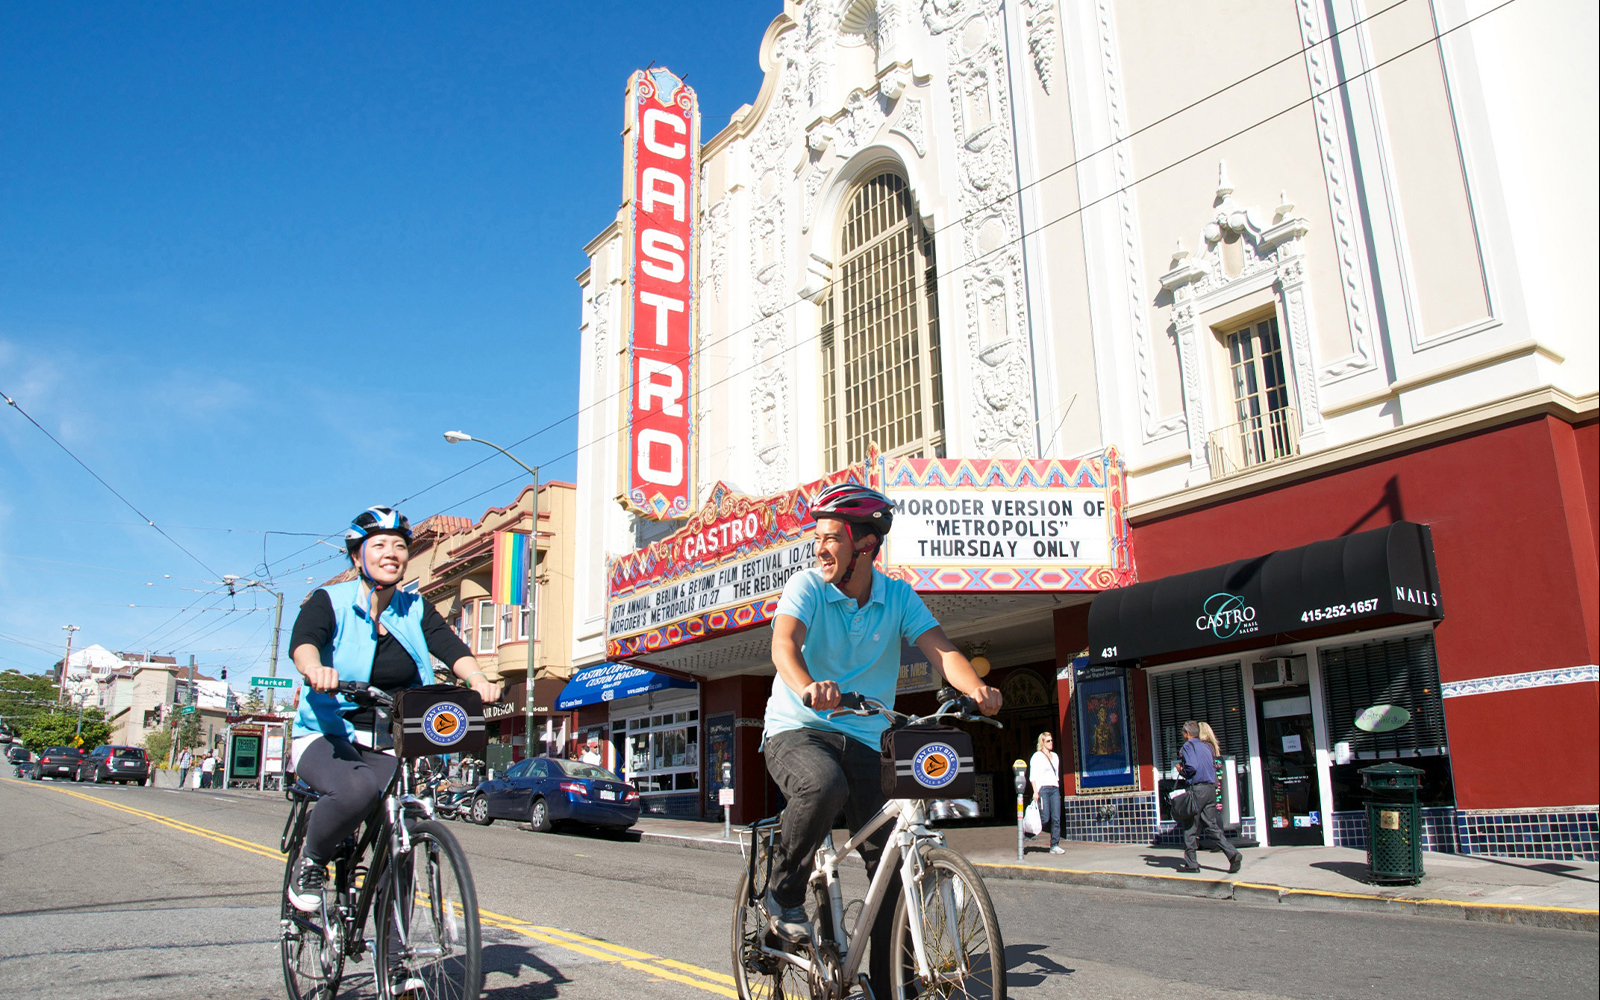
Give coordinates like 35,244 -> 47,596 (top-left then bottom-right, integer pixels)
297,736 -> 399,862
1183,782 -> 1240,864
1038,786 -> 1062,847
765,728 -> 897,992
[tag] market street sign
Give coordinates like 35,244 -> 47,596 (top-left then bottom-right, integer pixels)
251,676 -> 294,689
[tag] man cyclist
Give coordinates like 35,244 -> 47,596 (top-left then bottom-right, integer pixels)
762,483 -> 1003,958
285,505 -> 503,912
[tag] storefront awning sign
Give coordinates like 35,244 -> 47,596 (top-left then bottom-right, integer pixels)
1086,521 -> 1443,665
881,449 -> 1134,592
556,662 -> 695,711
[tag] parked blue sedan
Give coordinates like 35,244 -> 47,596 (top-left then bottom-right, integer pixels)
468,757 -> 640,833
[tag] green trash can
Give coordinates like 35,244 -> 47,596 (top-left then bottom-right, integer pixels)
1361,762 -> 1425,885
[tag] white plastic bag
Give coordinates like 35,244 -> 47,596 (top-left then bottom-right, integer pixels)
1022,801 -> 1043,836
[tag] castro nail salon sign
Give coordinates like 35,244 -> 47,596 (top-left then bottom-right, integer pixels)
881,450 -> 1134,592
605,470 -> 865,657
623,66 -> 700,520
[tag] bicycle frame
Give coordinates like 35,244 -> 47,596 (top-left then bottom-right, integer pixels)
753,793 -> 950,991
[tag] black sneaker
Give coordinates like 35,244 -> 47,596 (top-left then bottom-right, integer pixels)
286,856 -> 328,912
762,889 -> 811,944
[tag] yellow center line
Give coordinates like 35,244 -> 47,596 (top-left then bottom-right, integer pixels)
3,776 -> 739,995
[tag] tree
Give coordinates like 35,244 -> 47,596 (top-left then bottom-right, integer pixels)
144,727 -> 173,766
176,712 -> 203,752
244,688 -> 267,713
0,670 -> 58,734
20,707 -> 113,752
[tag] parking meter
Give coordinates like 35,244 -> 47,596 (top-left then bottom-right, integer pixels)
1013,759 -> 1028,861
720,760 -> 735,839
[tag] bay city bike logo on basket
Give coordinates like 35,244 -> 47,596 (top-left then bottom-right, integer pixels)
911,742 -> 960,790
422,703 -> 470,747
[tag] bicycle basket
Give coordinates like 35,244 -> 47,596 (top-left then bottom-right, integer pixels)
881,725 -> 975,799
392,685 -> 487,759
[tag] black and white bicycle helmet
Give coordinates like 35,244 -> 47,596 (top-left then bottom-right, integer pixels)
344,505 -> 413,557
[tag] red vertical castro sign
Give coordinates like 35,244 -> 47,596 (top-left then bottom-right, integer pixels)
625,67 -> 699,519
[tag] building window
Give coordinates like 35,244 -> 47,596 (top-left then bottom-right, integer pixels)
1208,317 -> 1298,475
624,709 -> 699,795
1320,633 -> 1453,812
497,603 -> 530,643
820,171 -> 944,469
475,599 -> 495,654
1151,663 -> 1253,819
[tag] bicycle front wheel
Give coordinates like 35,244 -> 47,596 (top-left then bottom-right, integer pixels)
374,819 -> 482,1000
889,847 -> 1006,1000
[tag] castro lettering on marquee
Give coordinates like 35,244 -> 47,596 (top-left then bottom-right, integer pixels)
625,67 -> 699,518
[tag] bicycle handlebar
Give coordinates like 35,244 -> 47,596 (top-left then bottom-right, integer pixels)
335,680 -> 394,708
803,686 -> 1001,730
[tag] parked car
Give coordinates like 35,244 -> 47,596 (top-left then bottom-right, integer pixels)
32,746 -> 85,780
469,757 -> 640,833
76,745 -> 152,785
8,745 -> 33,778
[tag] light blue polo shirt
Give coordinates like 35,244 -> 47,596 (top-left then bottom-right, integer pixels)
764,567 -> 939,749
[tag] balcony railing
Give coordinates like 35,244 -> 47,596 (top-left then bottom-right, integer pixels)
1207,406 -> 1300,477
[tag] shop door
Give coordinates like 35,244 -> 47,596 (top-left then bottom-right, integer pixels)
1255,689 -> 1323,846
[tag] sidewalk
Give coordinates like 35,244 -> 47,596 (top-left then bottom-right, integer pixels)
630,815 -> 1598,932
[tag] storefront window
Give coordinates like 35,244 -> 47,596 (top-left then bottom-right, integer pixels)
625,709 -> 699,794
1152,663 -> 1253,818
1320,633 -> 1454,812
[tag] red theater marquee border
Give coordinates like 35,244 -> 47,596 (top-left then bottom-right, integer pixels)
623,67 -> 700,520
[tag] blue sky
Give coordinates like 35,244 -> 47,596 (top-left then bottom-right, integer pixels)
0,2 -> 777,684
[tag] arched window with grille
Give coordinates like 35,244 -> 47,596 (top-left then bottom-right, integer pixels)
819,172 -> 944,469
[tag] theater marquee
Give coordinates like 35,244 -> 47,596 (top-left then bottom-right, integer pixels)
880,450 -> 1134,592
622,66 -> 700,520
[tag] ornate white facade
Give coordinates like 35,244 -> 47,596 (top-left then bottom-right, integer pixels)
572,0 -> 1598,670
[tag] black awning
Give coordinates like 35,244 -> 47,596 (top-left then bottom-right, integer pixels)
1087,521 -> 1442,665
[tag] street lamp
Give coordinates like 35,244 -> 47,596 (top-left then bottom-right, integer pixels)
444,431 -> 540,758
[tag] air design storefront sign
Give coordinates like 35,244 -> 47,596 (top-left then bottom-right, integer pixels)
623,66 -> 700,520
882,450 -> 1134,592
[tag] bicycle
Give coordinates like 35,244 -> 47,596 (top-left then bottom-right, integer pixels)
732,690 -> 1007,1000
279,682 -> 483,1000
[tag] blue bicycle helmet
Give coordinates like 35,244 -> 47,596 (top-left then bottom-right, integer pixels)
344,505 -> 413,557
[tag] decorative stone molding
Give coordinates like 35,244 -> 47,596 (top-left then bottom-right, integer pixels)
1018,0 -> 1057,94
1095,0 -> 1183,443
590,289 -> 610,380
1295,0 -> 1377,382
924,0 -> 1038,458
703,198 -> 730,301
1158,166 -> 1324,482
889,96 -> 927,156
1441,664 -> 1599,699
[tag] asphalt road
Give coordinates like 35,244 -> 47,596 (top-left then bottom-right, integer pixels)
0,776 -> 1594,1000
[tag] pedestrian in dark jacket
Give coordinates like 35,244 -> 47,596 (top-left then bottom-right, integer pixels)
1177,720 -> 1242,874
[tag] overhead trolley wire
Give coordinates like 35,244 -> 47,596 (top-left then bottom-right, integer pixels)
265,0 -> 1508,575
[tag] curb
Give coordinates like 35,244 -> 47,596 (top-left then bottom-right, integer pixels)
973,861 -> 1599,933
630,828 -> 1596,933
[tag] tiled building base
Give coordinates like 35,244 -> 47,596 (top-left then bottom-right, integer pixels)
1456,806 -> 1598,862
1331,807 -> 1461,853
639,793 -> 700,820
1060,791 -> 1159,843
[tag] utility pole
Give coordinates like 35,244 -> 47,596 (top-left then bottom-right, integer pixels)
263,587 -> 285,715
58,624 -> 80,705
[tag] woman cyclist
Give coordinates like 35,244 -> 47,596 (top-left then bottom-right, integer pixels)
285,505 -> 503,912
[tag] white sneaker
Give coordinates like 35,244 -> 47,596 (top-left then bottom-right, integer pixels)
762,889 -> 811,944
1049,845 -> 1065,855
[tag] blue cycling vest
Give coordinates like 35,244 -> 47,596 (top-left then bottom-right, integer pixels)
293,580 -> 432,740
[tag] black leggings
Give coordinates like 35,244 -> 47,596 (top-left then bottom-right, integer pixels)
297,737 -> 398,862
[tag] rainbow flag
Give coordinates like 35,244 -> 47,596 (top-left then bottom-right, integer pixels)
491,530 -> 530,606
